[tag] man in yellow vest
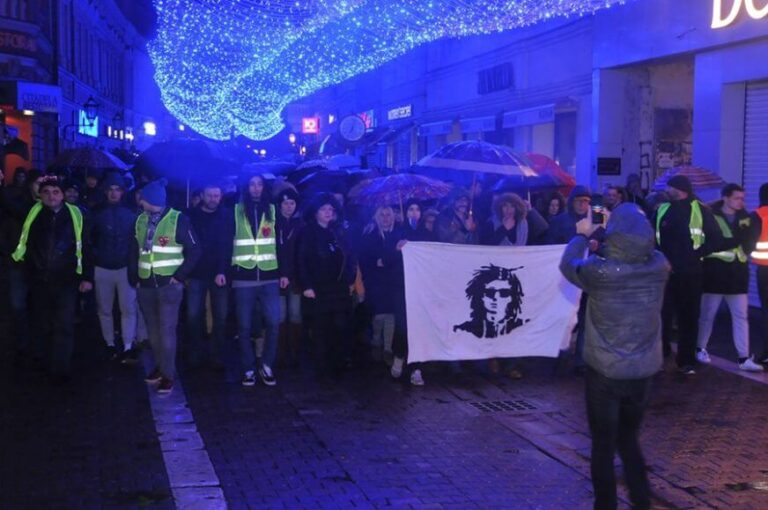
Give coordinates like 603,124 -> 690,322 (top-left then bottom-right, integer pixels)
231,173 -> 289,387
11,176 -> 93,382
749,182 -> 768,365
128,179 -> 200,394
696,184 -> 763,371
653,175 -> 724,375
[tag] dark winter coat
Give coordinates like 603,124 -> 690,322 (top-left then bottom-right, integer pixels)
23,204 -> 94,285
560,203 -> 670,379
702,202 -> 755,295
651,197 -> 726,275
359,227 -> 403,314
435,209 -> 478,245
275,213 -> 303,284
90,203 -> 137,269
187,205 -> 233,280
297,221 -> 355,313
545,187 -> 590,244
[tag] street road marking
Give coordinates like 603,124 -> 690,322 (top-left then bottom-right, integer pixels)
144,377 -> 227,509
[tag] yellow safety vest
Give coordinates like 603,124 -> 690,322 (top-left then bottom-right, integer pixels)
232,203 -> 278,271
656,200 -> 704,250
135,209 -> 184,279
12,202 -> 84,275
706,214 -> 747,263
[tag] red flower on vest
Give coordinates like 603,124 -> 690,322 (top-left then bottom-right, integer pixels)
158,236 -> 170,247
261,226 -> 271,237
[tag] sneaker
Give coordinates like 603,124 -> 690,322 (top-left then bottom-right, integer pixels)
242,370 -> 256,387
106,345 -> 118,361
739,356 -> 765,372
144,368 -> 162,383
678,365 -> 696,376
157,377 -> 174,394
390,357 -> 404,378
410,369 -> 425,386
696,349 -> 711,364
259,365 -> 276,386
120,347 -> 139,365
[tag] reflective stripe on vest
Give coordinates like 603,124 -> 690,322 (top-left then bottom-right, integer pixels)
706,214 -> 747,263
135,209 -> 184,278
12,202 -> 84,275
655,200 -> 704,250
751,206 -> 768,265
232,203 -> 278,271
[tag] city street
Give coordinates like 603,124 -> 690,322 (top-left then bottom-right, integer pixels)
2,315 -> 768,510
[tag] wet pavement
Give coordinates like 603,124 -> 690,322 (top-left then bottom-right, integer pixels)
2,309 -> 768,509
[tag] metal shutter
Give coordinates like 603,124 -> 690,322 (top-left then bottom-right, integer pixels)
743,81 -> 768,307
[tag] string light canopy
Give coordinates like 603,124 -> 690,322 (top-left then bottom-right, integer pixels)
149,0 -> 628,141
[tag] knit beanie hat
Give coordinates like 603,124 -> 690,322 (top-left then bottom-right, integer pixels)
141,179 -> 167,207
102,172 -> 126,189
38,175 -> 65,193
666,175 -> 693,195
275,187 -> 299,205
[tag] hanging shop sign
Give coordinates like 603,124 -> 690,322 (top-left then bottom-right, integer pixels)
712,0 -> 768,29
301,116 -> 320,134
387,104 -> 412,121
78,110 -> 99,138
16,82 -> 61,113
0,30 -> 37,56
358,109 -> 376,131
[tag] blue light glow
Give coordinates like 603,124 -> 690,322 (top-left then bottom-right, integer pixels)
149,0 -> 627,141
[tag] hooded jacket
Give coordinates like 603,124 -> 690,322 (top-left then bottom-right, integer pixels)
559,203 -> 670,379
545,185 -> 590,244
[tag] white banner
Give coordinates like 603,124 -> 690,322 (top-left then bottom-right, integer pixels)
403,242 -> 581,363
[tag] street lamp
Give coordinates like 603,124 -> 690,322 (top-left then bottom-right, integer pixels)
113,112 -> 125,140
288,133 -> 297,145
83,96 -> 99,126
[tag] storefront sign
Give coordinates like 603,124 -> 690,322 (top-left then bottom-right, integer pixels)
16,82 -> 61,113
502,105 -> 555,128
0,30 -> 37,56
358,109 -> 376,131
387,105 -> 412,121
301,116 -> 320,134
712,0 -> 768,29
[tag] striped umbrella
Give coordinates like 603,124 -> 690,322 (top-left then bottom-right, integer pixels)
413,140 -> 535,182
652,166 -> 725,191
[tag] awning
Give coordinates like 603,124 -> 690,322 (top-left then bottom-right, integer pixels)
418,120 -> 453,137
459,116 -> 496,133
502,104 -> 555,128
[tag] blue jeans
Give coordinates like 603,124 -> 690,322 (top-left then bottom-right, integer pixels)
235,283 -> 280,372
186,278 -> 229,365
138,284 -> 184,380
585,367 -> 652,510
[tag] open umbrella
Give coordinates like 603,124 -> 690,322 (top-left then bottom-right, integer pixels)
349,174 -> 451,208
298,168 -> 371,195
413,140 -> 535,184
50,147 -> 128,172
328,153 -> 360,169
652,166 -> 725,192
297,158 -> 339,171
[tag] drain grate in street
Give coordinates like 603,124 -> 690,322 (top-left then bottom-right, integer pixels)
469,400 -> 538,413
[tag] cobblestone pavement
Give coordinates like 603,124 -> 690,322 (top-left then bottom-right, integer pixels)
3,309 -> 768,510
0,324 -> 174,510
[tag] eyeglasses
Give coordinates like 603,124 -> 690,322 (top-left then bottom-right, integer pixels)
483,288 -> 513,299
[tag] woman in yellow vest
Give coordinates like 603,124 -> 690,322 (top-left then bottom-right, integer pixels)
128,179 -> 201,394
12,176 -> 94,381
231,173 -> 288,387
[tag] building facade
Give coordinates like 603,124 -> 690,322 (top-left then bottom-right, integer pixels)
0,0 -> 168,176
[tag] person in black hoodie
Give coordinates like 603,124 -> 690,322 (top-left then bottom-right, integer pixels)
91,172 -> 142,362
129,179 -> 200,394
298,193 -> 356,378
12,176 -> 94,381
185,181 -> 233,370
695,183 -> 763,371
230,173 -> 287,387
652,175 -> 724,375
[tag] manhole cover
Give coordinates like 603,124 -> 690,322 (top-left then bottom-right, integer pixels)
469,400 -> 538,413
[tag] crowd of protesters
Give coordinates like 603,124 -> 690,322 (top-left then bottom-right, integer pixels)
2,162 -> 768,400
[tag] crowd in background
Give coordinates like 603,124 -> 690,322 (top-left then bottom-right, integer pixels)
1,163 -> 767,395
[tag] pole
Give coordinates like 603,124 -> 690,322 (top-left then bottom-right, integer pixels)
469,171 -> 477,217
